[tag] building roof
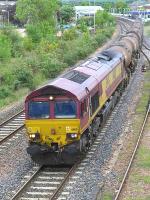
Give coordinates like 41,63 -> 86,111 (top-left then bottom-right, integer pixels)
0,1 -> 16,6
75,6 -> 103,14
0,1 -> 16,11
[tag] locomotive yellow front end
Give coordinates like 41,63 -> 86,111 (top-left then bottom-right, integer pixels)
25,83 -> 84,165
26,117 -> 80,151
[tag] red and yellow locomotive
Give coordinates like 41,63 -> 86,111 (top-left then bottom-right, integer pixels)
25,18 -> 143,165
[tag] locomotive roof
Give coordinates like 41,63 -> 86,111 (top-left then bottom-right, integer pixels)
26,50 -> 123,101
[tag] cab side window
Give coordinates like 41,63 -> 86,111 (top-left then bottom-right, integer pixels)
81,99 -> 87,117
91,92 -> 99,115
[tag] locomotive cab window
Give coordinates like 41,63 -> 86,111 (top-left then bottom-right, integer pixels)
55,100 -> 76,119
28,101 -> 50,119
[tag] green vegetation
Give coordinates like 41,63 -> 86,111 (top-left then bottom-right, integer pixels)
102,192 -> 113,200
137,146 -> 150,168
0,1 -> 115,108
59,5 -> 75,24
62,0 -> 133,6
132,173 -> 150,184
103,0 -> 129,12
136,71 -> 150,114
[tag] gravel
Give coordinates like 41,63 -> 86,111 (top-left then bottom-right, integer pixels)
0,129 -> 33,200
0,100 -> 24,124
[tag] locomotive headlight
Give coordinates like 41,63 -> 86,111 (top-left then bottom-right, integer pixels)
29,133 -> 40,140
67,133 -> 78,140
31,134 -> 36,138
29,134 -> 36,138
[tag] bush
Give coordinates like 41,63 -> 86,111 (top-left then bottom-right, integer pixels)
63,50 -> 78,66
0,34 -> 12,60
63,28 -> 78,41
24,52 -> 41,73
0,86 -> 11,98
38,39 -> 59,53
2,71 -> 15,86
2,27 -> 24,57
26,22 -> 55,43
41,55 -> 67,78
13,66 -> 34,90
95,32 -> 107,45
77,16 -> 94,27
23,37 -> 33,51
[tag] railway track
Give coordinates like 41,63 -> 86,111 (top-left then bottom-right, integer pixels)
0,17 -> 140,200
0,110 -> 25,146
11,164 -> 78,200
114,102 -> 150,200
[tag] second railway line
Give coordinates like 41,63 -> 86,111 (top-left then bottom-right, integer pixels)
0,111 -> 25,147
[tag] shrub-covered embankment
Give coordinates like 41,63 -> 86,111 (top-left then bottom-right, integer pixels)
0,13 -> 115,108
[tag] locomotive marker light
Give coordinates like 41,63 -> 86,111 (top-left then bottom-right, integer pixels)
49,96 -> 54,100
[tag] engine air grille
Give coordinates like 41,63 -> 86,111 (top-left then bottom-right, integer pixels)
63,70 -> 90,84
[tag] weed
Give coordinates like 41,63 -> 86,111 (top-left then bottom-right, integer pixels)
102,192 -> 113,200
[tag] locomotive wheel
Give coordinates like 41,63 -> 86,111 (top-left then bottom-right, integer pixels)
80,134 -> 90,153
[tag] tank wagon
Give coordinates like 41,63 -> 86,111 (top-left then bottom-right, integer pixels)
25,18 -> 143,165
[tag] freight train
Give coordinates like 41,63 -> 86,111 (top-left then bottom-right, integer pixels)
25,18 -> 143,165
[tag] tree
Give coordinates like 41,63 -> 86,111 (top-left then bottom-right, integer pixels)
95,11 -> 106,28
59,5 -> 75,24
16,0 -> 58,24
81,1 -> 90,6
95,11 -> 115,28
16,0 -> 58,42
115,0 -> 129,11
77,16 -> 94,27
103,2 -> 114,12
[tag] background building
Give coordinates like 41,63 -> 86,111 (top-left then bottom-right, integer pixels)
0,1 -> 16,24
75,6 -> 103,19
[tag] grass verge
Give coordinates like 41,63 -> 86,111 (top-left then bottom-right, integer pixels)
123,70 -> 150,199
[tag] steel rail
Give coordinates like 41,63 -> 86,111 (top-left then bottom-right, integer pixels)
114,103 -> 150,200
50,163 -> 78,200
11,165 -> 43,200
0,124 -> 25,145
0,110 -> 25,145
10,164 -> 77,200
0,110 -> 24,126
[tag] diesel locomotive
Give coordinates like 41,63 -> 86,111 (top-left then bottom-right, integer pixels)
25,18 -> 143,165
